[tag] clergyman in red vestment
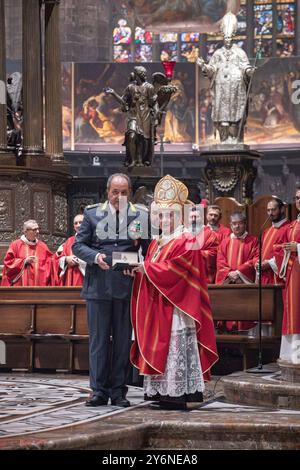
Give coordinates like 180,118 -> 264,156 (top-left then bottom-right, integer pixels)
186,205 -> 219,284
130,175 -> 218,410
276,188 -> 300,364
216,211 -> 259,332
55,214 -> 86,286
206,205 -> 231,242
1,219 -> 55,286
257,197 -> 289,285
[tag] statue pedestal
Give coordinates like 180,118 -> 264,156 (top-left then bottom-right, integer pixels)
0,152 -> 15,166
201,146 -> 262,204
126,166 -> 157,177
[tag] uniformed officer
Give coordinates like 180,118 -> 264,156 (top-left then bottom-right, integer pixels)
73,173 -> 149,407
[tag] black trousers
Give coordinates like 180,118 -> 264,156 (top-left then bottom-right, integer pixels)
87,299 -> 131,401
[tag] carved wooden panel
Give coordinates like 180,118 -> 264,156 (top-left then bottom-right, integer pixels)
0,188 -> 14,232
53,193 -> 68,236
32,190 -> 50,233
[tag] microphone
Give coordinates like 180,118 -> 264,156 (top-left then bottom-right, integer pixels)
247,213 -> 273,374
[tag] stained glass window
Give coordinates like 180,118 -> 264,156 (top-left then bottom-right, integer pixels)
160,43 -> 177,62
135,27 -> 153,44
206,38 -> 223,60
237,1 -> 247,35
135,44 -> 153,62
180,33 -> 199,43
180,32 -> 199,62
276,3 -> 295,36
113,45 -> 131,62
254,3 -> 273,37
159,33 -> 178,43
113,19 -> 132,45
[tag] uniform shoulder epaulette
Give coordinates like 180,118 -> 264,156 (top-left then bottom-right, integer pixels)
131,203 -> 149,212
85,203 -> 101,210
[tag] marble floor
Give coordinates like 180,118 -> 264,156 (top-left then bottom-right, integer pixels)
1,369 -> 300,450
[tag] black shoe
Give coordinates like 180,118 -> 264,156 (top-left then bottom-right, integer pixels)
85,396 -> 108,407
111,397 -> 130,407
157,400 -> 187,411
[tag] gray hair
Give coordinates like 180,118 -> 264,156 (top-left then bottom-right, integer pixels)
23,219 -> 38,231
230,212 -> 246,223
107,173 -> 132,191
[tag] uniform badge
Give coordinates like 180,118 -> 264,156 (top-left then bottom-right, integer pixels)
128,219 -> 142,239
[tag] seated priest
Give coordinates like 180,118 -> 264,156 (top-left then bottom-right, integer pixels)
275,187 -> 300,364
1,219 -> 56,286
130,175 -> 218,410
55,214 -> 86,286
256,196 -> 289,285
206,205 -> 231,242
216,211 -> 259,332
187,205 -> 219,284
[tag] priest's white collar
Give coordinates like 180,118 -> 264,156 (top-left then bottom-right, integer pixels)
21,234 -> 38,246
272,218 -> 287,228
230,231 -> 248,240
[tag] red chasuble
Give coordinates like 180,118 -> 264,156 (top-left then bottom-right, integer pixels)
275,220 -> 300,335
130,233 -> 218,382
1,239 -> 55,286
198,226 -> 219,284
216,234 -> 259,285
261,220 -> 289,285
215,234 -> 259,331
55,235 -> 84,287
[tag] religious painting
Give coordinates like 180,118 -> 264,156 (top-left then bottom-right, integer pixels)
61,63 -> 72,150
114,1 -> 241,33
73,62 -> 196,148
198,56 -> 300,149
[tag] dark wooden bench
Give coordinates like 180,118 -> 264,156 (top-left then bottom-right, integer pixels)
0,285 -> 283,373
209,284 -> 283,370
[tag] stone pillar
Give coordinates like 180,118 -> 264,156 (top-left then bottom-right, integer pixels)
0,0 -> 7,153
44,0 -> 64,162
22,0 -> 43,155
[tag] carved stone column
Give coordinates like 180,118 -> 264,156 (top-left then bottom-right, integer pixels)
0,0 -> 7,153
44,0 -> 64,163
201,147 -> 262,204
22,0 -> 43,155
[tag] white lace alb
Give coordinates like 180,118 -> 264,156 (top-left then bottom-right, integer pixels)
144,308 -> 205,397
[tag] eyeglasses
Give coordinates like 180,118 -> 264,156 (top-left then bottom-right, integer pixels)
27,228 -> 39,232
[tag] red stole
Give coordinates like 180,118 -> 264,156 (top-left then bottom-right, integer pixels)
130,233 -> 218,381
1,239 -> 55,286
261,221 -> 289,285
275,220 -> 300,335
55,235 -> 84,287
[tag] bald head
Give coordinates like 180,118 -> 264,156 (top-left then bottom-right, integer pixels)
73,214 -> 84,233
107,173 -> 131,210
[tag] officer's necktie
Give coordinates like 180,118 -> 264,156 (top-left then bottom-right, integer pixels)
116,210 -> 120,239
